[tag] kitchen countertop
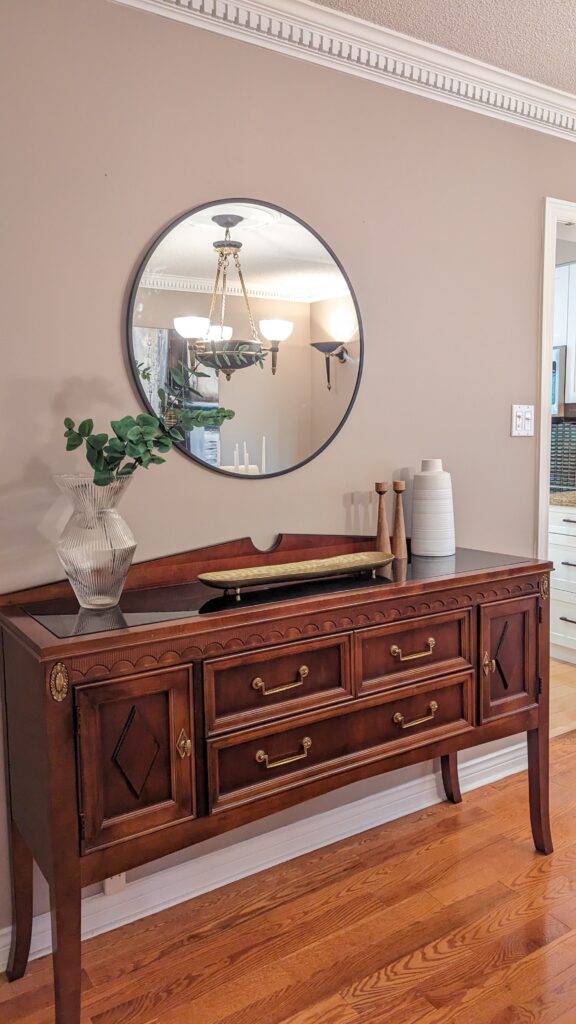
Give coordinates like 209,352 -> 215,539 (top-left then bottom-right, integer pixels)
550,491 -> 576,506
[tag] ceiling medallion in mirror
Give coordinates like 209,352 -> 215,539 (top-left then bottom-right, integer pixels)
127,199 -> 363,478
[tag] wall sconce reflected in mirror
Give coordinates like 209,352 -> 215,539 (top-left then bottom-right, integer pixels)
311,341 -> 349,390
259,319 -> 294,375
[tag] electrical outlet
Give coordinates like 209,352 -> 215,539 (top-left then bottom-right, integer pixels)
103,872 -> 126,896
511,405 -> 535,437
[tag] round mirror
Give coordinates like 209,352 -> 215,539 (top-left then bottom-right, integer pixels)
127,199 -> 363,478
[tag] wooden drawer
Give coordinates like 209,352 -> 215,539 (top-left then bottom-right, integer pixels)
549,506 -> 576,537
549,541 -> 576,595
208,672 -> 475,811
75,667 -> 196,853
551,594 -> 576,650
204,635 -> 353,734
355,609 -> 472,695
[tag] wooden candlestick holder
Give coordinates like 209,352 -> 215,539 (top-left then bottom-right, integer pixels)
392,480 -> 408,561
391,479 -> 405,561
375,481 -> 392,555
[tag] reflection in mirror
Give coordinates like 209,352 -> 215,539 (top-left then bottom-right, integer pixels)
128,200 -> 362,477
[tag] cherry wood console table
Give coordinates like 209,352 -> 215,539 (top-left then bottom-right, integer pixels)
0,534 -> 553,1024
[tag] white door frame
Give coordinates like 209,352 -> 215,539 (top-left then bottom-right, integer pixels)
537,197 -> 576,558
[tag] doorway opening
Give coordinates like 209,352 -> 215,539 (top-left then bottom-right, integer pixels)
540,197 -> 576,736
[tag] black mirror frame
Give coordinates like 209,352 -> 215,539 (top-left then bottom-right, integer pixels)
126,198 -> 364,480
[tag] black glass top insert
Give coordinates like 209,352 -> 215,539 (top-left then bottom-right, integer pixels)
24,548 -> 530,640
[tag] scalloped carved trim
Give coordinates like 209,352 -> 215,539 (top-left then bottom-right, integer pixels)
110,0 -> 576,141
67,577 -> 539,681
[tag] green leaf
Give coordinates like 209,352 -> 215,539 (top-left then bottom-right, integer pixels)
136,413 -> 159,429
126,425 -> 143,443
140,450 -> 152,468
87,433 -> 108,451
106,437 -> 125,454
111,416 -> 136,441
93,467 -> 114,486
170,367 -> 185,386
117,462 -> 137,477
169,427 -> 185,442
78,418 -> 93,437
150,455 -> 166,464
126,440 -> 145,459
154,436 -> 172,454
64,417 -> 75,430
65,432 -> 83,451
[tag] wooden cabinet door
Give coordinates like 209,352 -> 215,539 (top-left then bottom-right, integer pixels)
479,597 -> 538,721
75,667 -> 195,853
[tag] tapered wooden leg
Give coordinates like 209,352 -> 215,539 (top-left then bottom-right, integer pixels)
441,752 -> 462,804
527,725 -> 553,854
50,867 -> 81,1024
6,819 -> 33,981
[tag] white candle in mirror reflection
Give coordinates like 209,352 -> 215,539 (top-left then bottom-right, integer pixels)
243,441 -> 249,471
261,435 -> 266,474
234,443 -> 239,470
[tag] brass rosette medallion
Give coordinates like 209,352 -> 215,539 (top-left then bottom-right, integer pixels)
49,662 -> 69,702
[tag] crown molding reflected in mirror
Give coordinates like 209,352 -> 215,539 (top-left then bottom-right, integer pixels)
127,199 -> 363,479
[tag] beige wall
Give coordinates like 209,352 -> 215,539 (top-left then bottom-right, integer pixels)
2,0 -> 576,929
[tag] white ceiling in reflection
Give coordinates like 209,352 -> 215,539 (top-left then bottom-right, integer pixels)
139,202 -> 350,304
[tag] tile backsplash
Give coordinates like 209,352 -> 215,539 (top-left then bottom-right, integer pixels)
551,421 -> 576,489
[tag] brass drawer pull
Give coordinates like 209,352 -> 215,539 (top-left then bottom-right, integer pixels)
390,637 -> 435,662
560,616 -> 576,625
561,561 -> 576,568
482,651 -> 496,675
393,701 -> 438,730
563,518 -> 576,524
252,664 -> 309,697
176,728 -> 192,759
256,736 -> 312,770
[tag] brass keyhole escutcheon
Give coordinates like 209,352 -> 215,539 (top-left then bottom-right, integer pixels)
176,729 -> 192,759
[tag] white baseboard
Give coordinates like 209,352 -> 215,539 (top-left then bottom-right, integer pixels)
551,643 -> 576,665
0,739 -> 527,971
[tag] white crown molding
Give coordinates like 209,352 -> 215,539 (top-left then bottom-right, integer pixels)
110,0 -> 576,141
0,738 -> 526,970
139,271 -> 348,303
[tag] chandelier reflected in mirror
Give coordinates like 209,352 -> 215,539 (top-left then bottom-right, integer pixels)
173,214 -> 294,381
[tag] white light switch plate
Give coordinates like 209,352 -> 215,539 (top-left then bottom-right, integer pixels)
511,405 -> 534,436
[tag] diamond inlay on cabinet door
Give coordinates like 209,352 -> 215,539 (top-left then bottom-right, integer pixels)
112,705 -> 160,798
75,667 -> 195,852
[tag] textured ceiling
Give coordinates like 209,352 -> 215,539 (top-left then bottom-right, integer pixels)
313,0 -> 576,94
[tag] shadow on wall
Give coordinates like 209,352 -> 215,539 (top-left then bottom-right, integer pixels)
343,467 -> 414,538
0,375 -> 126,592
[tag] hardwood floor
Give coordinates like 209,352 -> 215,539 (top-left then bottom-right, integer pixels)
551,657 -> 576,737
5,731 -> 576,1022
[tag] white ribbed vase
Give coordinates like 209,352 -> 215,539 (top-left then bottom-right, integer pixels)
54,474 -> 137,609
410,459 -> 455,557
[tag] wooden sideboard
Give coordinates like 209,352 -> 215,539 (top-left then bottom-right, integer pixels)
0,534 -> 553,1024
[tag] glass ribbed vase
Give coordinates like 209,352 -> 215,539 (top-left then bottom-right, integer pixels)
54,474 -> 137,609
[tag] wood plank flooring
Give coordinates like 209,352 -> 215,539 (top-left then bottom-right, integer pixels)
4,733 -> 576,1023
551,657 -> 576,737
